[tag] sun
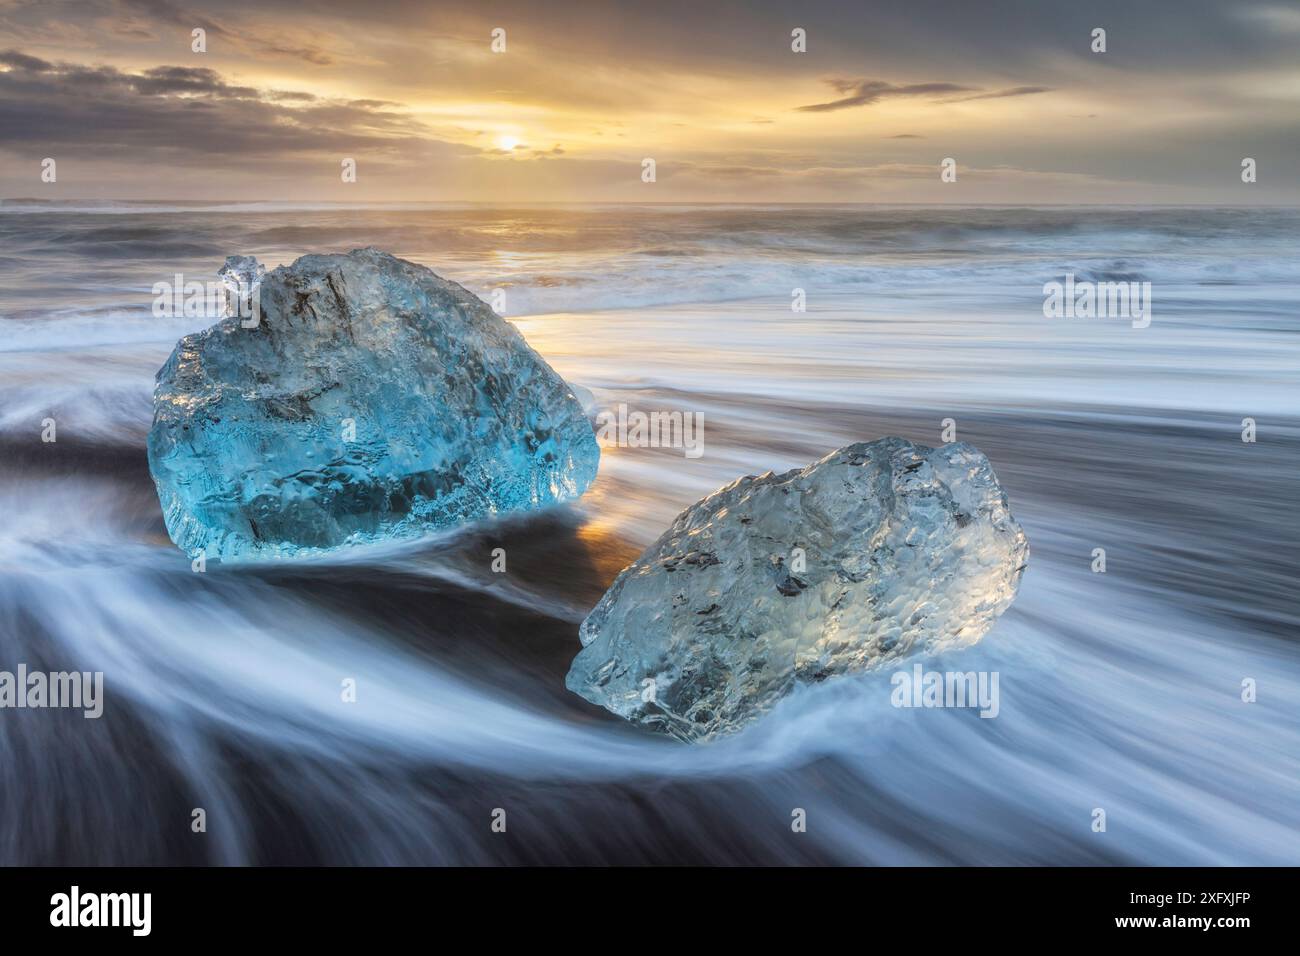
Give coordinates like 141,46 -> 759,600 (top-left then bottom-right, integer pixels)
497,135 -> 520,151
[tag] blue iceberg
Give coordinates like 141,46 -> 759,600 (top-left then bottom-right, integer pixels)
147,248 -> 599,560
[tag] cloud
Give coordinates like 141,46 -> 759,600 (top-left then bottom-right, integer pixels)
1,0 -> 1296,203
266,90 -> 319,102
1237,4 -> 1300,34
116,0 -> 337,65
130,66 -> 259,98
0,50 -> 54,72
797,79 -> 974,112
0,52 -> 468,165
796,79 -> 1049,114
944,85 -> 1051,103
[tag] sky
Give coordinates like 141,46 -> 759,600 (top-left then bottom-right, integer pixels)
1,0 -> 1298,202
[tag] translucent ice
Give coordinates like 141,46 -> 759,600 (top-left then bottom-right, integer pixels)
566,438 -> 1028,741
216,254 -> 264,321
148,248 -> 599,560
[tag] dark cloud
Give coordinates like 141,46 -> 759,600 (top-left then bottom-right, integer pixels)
0,53 -> 473,168
797,79 -> 974,112
246,40 -> 334,67
945,85 -> 1051,103
0,50 -> 54,72
797,78 -> 1050,112
131,65 -> 259,98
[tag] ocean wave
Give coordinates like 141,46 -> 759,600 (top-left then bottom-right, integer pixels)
2,204 -> 1298,864
2,456 -> 1296,863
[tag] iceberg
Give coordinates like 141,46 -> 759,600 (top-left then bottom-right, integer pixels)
566,438 -> 1028,741
148,248 -> 599,560
216,254 -> 264,323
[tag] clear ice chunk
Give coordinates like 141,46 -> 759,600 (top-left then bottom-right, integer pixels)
216,254 -> 264,320
148,248 -> 600,560
566,438 -> 1028,741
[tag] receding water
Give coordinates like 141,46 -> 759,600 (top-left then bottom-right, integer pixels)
1,203 -> 1296,863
